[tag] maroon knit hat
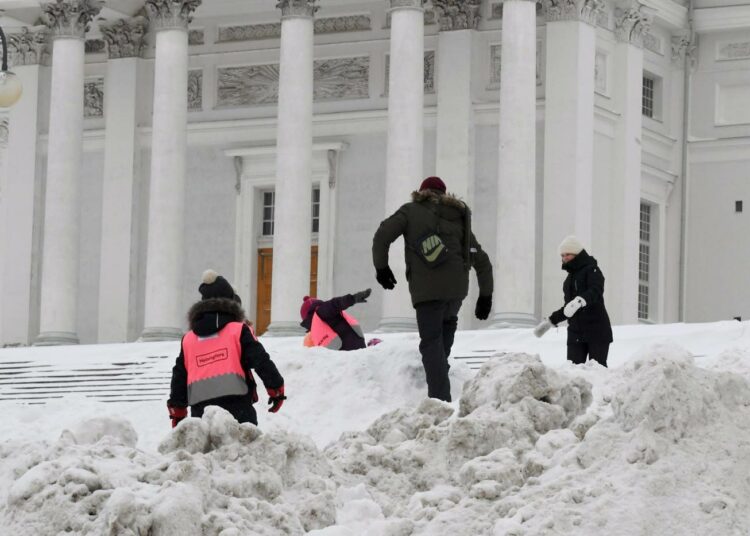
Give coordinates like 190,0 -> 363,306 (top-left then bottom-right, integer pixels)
419,176 -> 446,193
300,296 -> 322,320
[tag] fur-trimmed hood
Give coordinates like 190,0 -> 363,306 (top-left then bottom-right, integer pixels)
187,297 -> 246,335
411,189 -> 468,213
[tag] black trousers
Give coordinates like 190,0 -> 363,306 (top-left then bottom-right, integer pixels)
567,341 -> 609,367
191,394 -> 258,425
415,299 -> 462,402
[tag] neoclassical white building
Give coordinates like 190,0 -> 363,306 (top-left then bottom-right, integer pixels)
0,0 -> 748,346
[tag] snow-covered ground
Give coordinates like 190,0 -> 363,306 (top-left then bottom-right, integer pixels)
1,321 -> 749,535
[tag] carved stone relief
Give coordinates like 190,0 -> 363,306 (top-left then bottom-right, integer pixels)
145,0 -> 202,30
41,0 -> 104,38
717,42 -> 750,61
596,7 -> 609,29
314,57 -> 370,100
84,78 -> 104,118
216,15 -> 371,43
217,56 -> 370,107
541,0 -> 603,25
8,27 -> 49,67
189,29 -> 204,45
100,17 -> 149,59
614,6 -> 651,48
85,38 -> 105,54
489,43 -> 542,88
384,51 -> 435,95
594,50 -> 607,94
188,69 -> 203,110
433,0 -> 482,30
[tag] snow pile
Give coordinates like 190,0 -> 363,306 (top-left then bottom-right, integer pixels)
2,408 -> 337,535
2,337 -> 750,535
320,354 -> 593,535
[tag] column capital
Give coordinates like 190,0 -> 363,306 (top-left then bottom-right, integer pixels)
276,0 -> 319,19
7,27 -> 50,66
671,33 -> 697,68
386,0 -> 425,12
41,0 -> 103,39
614,4 -> 652,47
433,0 -> 482,30
541,0 -> 603,25
100,16 -> 150,58
145,0 -> 202,31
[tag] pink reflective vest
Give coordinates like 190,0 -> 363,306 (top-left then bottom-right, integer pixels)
303,311 -> 364,350
183,322 -> 249,405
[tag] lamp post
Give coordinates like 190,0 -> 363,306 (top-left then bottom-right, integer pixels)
0,26 -> 23,107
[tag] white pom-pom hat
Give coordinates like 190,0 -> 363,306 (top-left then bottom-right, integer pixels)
558,235 -> 584,256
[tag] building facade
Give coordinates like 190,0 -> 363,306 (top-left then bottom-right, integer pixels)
0,0 -> 748,346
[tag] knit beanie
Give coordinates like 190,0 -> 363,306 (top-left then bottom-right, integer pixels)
199,269 -> 236,300
419,176 -> 446,193
558,235 -> 584,256
300,295 -> 322,320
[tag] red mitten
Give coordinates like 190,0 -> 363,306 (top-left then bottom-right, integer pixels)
267,385 -> 286,413
168,403 -> 188,428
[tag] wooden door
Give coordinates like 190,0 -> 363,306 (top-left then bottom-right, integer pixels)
255,246 -> 318,336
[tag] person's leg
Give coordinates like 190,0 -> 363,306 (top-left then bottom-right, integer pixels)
567,341 -> 588,365
442,299 -> 462,359
588,342 -> 610,368
416,300 -> 451,402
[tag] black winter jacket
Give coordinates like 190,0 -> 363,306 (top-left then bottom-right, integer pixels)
549,250 -> 613,344
301,294 -> 366,351
168,298 -> 284,410
372,190 -> 493,306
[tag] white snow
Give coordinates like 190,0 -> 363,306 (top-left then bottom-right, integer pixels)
1,321 -> 750,534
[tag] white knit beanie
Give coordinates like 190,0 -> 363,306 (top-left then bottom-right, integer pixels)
558,235 -> 584,256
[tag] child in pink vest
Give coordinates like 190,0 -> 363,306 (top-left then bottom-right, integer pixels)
299,290 -> 371,351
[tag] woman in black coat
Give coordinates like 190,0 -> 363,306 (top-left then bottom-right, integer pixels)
534,236 -> 613,367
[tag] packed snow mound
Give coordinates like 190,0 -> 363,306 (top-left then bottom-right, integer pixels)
3,349 -> 750,535
2,407 -> 338,535
324,354 -> 593,534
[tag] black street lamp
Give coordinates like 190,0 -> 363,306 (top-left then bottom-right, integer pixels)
0,26 -> 23,108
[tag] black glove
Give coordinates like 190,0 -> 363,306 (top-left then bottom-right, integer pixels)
352,288 -> 372,303
375,267 -> 397,290
475,294 -> 492,320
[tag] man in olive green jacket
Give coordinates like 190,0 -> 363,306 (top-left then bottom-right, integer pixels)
372,176 -> 494,402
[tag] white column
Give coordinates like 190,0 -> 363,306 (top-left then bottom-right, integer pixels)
97,17 -> 148,343
0,115 -> 7,343
266,0 -> 317,336
35,0 -> 102,345
540,0 -> 599,318
141,0 -> 200,341
491,0 -> 538,328
434,1 -> 480,329
377,0 -> 425,332
609,5 -> 648,324
0,30 -> 47,345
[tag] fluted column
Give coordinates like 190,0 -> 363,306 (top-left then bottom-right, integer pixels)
608,4 -> 649,324
1,27 -> 48,346
491,0 -> 538,328
97,17 -> 149,343
540,0 -> 601,319
377,0 -> 425,332
35,0 -> 103,346
266,0 -> 317,336
140,0 -> 200,341
434,0 -> 481,329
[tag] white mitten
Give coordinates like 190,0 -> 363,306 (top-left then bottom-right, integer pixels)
563,296 -> 587,318
533,319 -> 552,338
